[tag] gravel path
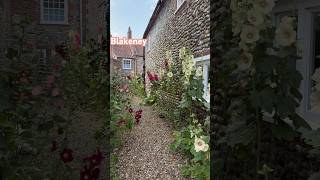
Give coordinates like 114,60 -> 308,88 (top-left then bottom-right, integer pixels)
115,97 -> 189,180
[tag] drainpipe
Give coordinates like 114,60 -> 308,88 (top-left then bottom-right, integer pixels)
80,0 -> 83,45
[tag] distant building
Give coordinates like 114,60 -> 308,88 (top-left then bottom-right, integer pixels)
0,0 -> 106,60
110,27 -> 144,78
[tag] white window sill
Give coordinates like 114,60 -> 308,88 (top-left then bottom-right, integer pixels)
40,21 -> 68,25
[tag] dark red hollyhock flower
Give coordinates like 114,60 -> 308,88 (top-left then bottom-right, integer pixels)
128,108 -> 134,113
91,167 -> 100,180
127,75 -> 131,80
83,150 -> 104,168
50,140 -> 58,152
136,109 -> 143,115
60,148 -> 73,163
74,33 -> 81,47
80,166 -> 93,180
55,44 -> 68,60
117,119 -> 126,127
154,74 -> 159,81
135,114 -> 142,119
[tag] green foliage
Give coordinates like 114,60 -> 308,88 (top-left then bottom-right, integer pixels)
128,75 -> 145,98
212,1 -> 320,179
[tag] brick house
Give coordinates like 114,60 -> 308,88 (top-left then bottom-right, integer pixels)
0,0 -> 106,61
110,27 -> 144,78
143,0 -> 210,101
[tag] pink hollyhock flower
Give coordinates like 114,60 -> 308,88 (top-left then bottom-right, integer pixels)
51,88 -> 60,97
47,75 -> 55,88
32,85 -> 43,96
60,148 -> 73,163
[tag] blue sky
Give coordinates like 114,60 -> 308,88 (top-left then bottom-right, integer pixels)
111,0 -> 158,38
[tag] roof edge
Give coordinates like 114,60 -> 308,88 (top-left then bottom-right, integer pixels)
143,0 -> 166,38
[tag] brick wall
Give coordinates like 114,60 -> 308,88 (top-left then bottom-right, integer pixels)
144,0 -> 210,89
84,0 -> 106,41
144,0 -> 210,90
143,0 -> 210,118
6,0 -> 81,50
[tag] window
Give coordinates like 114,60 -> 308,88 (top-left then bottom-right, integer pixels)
273,0 -> 320,128
176,0 -> 185,10
194,55 -> 210,102
40,0 -> 68,24
123,59 -> 132,70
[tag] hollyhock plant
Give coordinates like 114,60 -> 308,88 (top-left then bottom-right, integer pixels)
84,150 -> 104,168
117,119 -> 126,127
154,74 -> 159,81
47,75 -> 55,89
60,148 -> 74,163
32,85 -> 43,96
80,166 -> 93,180
51,88 -> 60,97
50,140 -> 58,152
74,33 -> 81,47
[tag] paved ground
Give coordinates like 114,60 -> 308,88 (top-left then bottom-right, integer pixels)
115,97 -> 189,180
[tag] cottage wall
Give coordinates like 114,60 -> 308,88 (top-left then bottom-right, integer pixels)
145,0 -> 210,88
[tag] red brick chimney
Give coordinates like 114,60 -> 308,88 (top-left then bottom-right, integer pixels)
128,26 -> 132,39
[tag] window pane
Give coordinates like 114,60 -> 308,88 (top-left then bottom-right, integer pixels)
42,0 -> 65,22
309,12 -> 320,112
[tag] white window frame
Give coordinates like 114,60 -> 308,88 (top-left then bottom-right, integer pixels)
273,0 -> 320,129
40,0 -> 68,24
194,55 -> 210,102
122,59 -> 132,70
176,0 -> 186,12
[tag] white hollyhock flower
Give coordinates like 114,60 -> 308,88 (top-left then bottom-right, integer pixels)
167,72 -> 173,78
275,18 -> 296,46
310,91 -> 320,112
194,136 -> 209,152
179,47 -> 187,59
237,52 -> 253,71
196,66 -> 203,77
253,0 -> 275,14
240,26 -> 260,44
312,68 -> 320,83
247,9 -> 264,26
266,80 -> 277,88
